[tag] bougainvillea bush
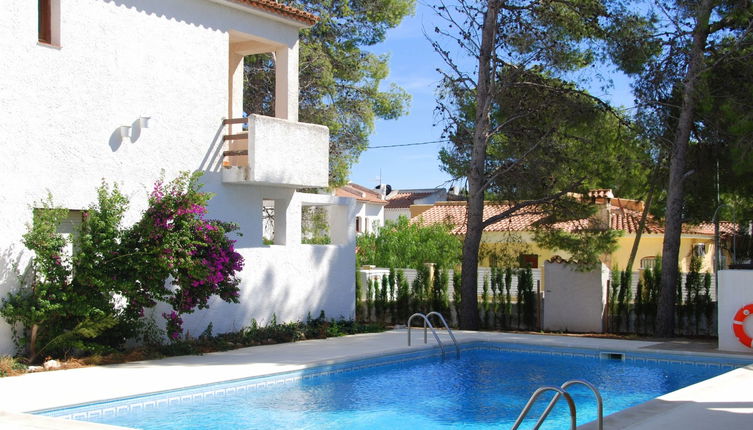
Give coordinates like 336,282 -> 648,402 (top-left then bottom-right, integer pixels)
0,172 -> 244,361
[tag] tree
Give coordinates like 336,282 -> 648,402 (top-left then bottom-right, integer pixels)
614,1 -> 753,336
356,216 -> 462,269
431,0 -> 647,329
244,0 -> 415,186
1,174 -> 244,360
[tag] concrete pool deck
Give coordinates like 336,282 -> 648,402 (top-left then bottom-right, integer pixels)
0,330 -> 751,429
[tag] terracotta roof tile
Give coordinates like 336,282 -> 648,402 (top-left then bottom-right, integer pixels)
385,192 -> 433,209
335,183 -> 387,205
413,199 -> 738,237
225,0 -> 318,26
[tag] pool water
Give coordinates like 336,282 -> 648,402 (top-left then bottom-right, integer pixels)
40,343 -> 749,429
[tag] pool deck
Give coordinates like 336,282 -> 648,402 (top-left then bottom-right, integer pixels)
0,330 -> 751,429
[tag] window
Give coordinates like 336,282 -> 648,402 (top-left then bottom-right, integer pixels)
38,0 -> 60,46
355,216 -> 362,233
640,256 -> 657,270
519,254 -> 538,269
692,243 -> 706,257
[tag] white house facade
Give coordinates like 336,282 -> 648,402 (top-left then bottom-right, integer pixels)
335,183 -> 387,235
0,0 -> 356,354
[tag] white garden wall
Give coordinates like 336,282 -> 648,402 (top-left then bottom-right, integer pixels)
542,262 -> 609,333
0,0 -> 355,354
718,270 -> 753,353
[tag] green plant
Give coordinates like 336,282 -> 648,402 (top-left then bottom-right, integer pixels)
481,274 -> 490,329
490,267 -> 499,328
452,270 -> 462,327
609,265 -> 620,328
618,270 -> 632,332
396,269 -> 410,323
366,277 -> 375,321
1,173 -> 244,361
504,267 -> 513,328
388,268 -> 397,322
517,268 -> 536,330
356,216 -> 462,269
355,272 -> 364,321
0,197 -> 84,362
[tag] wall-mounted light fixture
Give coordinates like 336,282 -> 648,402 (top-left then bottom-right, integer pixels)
139,116 -> 151,128
119,126 -> 131,139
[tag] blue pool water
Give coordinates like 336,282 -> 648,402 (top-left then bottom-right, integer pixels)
39,343 -> 750,429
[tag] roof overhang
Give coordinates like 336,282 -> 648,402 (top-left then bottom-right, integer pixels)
208,0 -> 318,29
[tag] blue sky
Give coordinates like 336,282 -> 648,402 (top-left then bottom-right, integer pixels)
348,2 -> 635,191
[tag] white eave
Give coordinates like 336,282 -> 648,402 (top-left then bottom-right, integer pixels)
207,0 -> 315,29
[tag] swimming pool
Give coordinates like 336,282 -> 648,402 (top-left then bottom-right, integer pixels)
38,342 -> 751,429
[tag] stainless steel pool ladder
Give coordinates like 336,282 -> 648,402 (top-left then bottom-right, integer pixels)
406,312 -> 460,358
511,379 -> 603,430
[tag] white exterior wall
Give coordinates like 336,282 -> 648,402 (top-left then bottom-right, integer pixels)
542,262 -> 609,333
718,270 -> 753,353
354,202 -> 385,234
384,208 -> 410,223
0,0 -> 354,354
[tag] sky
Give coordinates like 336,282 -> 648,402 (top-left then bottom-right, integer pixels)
348,2 -> 635,191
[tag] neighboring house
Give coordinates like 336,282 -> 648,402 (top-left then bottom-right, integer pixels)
0,0 -> 357,354
413,189 -> 736,273
335,183 -> 387,235
384,188 -> 450,222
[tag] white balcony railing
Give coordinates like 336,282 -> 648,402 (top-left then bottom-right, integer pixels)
222,114 -> 329,188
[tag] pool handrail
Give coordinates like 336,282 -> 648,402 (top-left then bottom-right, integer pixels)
425,311 -> 460,358
513,379 -> 603,430
407,312 -> 446,357
560,380 -> 603,430
511,385 -> 577,430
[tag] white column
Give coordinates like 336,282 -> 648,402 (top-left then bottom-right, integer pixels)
274,41 -> 299,122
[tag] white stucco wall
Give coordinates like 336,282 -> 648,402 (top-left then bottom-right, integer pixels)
354,201 -> 385,234
0,0 -> 353,354
384,208 -> 410,223
718,270 -> 753,353
222,114 -> 329,188
542,262 -> 609,333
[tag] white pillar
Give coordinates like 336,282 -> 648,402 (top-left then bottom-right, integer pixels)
275,41 -> 299,122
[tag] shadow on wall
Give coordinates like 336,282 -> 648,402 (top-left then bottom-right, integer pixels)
181,244 -> 355,335
0,244 -> 30,355
197,121 -> 226,173
102,0 -> 282,34
109,119 -> 149,152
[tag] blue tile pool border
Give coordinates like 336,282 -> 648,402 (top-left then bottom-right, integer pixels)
36,340 -> 753,421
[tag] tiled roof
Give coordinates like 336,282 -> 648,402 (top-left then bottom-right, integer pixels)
335,183 -> 387,205
224,0 -> 318,25
385,192 -> 433,209
412,202 -> 548,235
413,199 -> 737,237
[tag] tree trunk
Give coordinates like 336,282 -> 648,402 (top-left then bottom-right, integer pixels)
459,0 -> 500,330
29,324 -> 39,363
656,0 -> 713,337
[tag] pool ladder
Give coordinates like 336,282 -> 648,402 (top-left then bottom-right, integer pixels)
511,379 -> 603,430
406,312 -> 460,358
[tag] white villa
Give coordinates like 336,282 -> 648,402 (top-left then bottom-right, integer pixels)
335,183 -> 387,235
0,0 -> 357,354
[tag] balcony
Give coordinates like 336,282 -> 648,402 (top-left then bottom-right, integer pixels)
221,114 -> 329,188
